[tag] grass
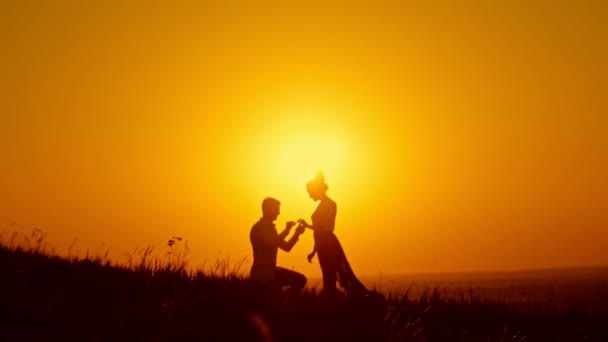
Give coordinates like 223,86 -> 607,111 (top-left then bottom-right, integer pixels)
1,229 -> 607,341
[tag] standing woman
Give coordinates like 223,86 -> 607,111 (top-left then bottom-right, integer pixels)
298,172 -> 368,296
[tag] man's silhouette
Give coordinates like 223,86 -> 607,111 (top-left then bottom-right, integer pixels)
250,197 -> 306,293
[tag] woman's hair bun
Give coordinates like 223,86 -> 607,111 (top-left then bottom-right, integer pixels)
315,171 -> 325,182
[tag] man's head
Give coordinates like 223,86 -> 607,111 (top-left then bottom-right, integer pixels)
261,197 -> 281,221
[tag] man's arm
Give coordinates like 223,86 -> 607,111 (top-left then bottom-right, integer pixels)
278,233 -> 298,252
278,222 -> 305,252
277,221 -> 295,242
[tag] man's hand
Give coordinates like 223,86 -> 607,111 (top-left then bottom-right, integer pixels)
295,223 -> 306,235
286,221 -> 296,230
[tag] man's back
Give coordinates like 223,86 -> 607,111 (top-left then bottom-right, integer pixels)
250,218 -> 278,283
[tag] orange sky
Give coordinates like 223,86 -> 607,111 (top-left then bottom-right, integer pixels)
2,1 -> 607,277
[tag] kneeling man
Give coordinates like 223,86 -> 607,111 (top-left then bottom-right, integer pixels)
250,197 -> 306,292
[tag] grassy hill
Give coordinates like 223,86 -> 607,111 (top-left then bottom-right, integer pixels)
1,233 -> 607,341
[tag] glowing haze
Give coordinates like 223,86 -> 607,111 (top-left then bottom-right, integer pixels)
2,1 -> 607,277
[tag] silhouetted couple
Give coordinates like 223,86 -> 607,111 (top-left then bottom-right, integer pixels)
249,173 -> 369,298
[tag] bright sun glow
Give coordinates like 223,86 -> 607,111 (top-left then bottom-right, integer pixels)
236,97 -> 362,196
276,135 -> 347,187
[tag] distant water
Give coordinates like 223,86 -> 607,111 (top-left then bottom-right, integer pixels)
309,266 -> 608,306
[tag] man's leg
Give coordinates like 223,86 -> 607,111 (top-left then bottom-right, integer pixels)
274,267 -> 307,292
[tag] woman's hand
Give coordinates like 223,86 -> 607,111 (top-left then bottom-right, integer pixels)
307,252 -> 315,263
286,221 -> 296,230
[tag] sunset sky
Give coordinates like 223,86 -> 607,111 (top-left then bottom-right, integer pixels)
2,1 -> 607,277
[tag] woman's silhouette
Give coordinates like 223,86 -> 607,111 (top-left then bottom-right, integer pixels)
298,172 -> 368,296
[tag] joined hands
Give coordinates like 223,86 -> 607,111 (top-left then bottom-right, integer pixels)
295,222 -> 306,235
297,219 -> 313,229
287,220 -> 306,235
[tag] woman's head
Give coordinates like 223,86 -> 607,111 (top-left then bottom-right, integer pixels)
306,171 -> 328,201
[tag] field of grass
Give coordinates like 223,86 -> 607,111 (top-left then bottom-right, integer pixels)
1,230 -> 607,341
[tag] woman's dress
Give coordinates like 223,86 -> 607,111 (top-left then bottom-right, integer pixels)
312,199 -> 367,295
